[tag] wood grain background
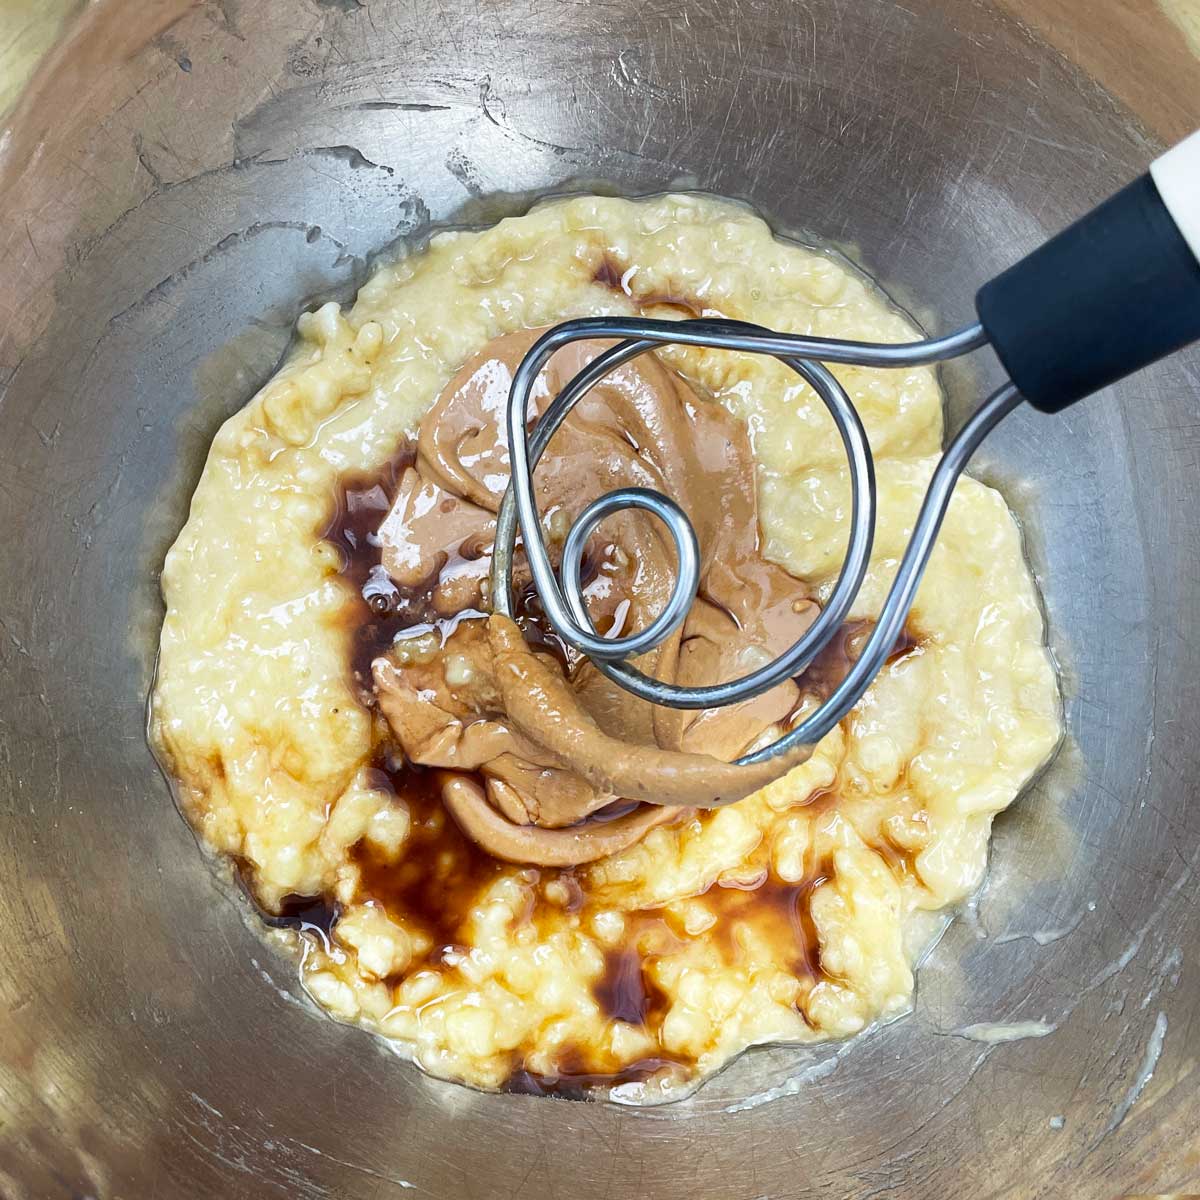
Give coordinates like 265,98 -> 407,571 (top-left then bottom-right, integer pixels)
1,0 -> 1198,135
1001,0 -> 1200,141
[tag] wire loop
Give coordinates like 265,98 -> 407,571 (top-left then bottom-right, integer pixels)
490,316 -> 1014,766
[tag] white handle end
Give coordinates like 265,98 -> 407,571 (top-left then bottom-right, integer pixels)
1152,128 -> 1200,265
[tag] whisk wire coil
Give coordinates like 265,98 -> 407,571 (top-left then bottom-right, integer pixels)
491,316 -> 1012,769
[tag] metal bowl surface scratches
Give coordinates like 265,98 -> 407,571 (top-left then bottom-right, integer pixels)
0,1 -> 1196,1195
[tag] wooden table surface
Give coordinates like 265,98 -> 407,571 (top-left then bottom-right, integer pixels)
2,0 -> 1199,135
1001,0 -> 1200,142
0,0 -> 80,115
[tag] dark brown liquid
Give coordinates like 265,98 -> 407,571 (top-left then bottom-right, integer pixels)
594,946 -> 670,1025
323,442 -> 578,696
312,440 -> 922,1097
232,859 -> 340,943
321,445 -> 429,703
322,446 -> 415,592
591,255 -> 702,317
512,579 -> 573,673
706,869 -> 829,981
505,1053 -> 685,1100
795,619 -> 917,699
352,758 -> 509,969
512,538 -> 610,674
592,256 -> 624,291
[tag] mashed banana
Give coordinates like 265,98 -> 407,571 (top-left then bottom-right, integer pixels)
151,194 -> 1061,1101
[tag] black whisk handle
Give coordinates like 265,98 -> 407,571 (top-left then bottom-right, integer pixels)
976,130 -> 1200,413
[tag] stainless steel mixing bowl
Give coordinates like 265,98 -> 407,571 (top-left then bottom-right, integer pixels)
1,1 -> 1196,1195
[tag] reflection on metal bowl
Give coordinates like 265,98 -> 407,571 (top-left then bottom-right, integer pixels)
0,0 -> 1196,1195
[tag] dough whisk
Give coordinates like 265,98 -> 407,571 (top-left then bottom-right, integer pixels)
492,132 -> 1200,789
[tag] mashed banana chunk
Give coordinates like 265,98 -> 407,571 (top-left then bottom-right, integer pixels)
151,194 -> 1061,1101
